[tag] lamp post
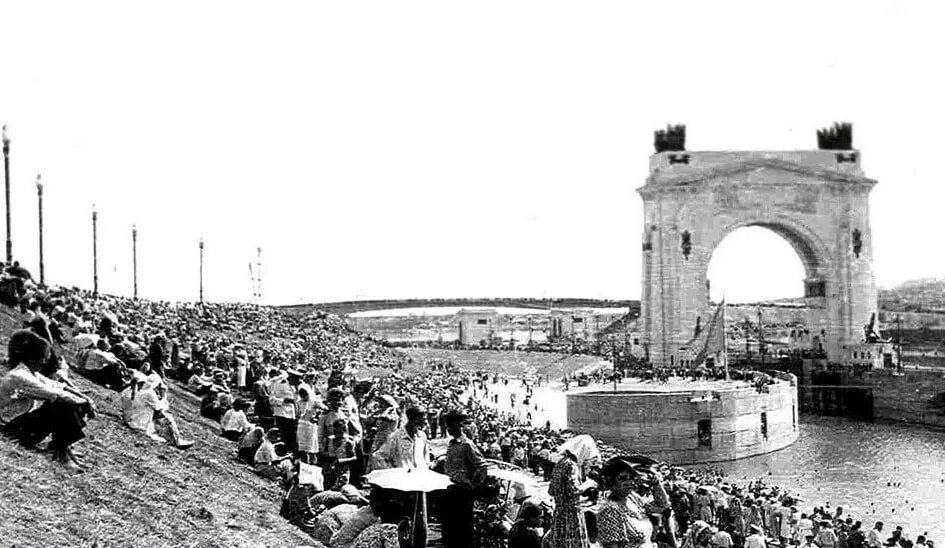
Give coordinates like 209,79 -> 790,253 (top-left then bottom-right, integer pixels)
256,246 -> 262,301
198,237 -> 204,304
132,224 -> 138,300
92,205 -> 98,295
35,174 -> 44,285
2,125 -> 11,263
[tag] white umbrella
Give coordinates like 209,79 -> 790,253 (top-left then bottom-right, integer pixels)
364,467 -> 452,493
488,468 -> 539,486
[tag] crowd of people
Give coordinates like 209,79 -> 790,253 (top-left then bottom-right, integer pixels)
0,261 -> 936,548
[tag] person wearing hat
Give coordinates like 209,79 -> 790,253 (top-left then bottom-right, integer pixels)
815,520 -> 837,548
683,521 -> 715,548
0,330 -> 94,471
253,368 -> 279,428
270,369 -> 300,454
440,408 -> 488,548
368,405 -> 433,548
370,406 -> 430,471
317,387 -> 363,461
801,532 -> 821,548
509,501 -> 544,548
597,454 -> 670,548
221,398 -> 254,441
544,435 -> 601,548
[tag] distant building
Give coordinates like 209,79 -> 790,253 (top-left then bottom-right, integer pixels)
841,341 -> 899,369
457,308 -> 498,346
549,309 -> 599,341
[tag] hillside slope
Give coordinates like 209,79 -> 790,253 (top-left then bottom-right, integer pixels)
0,306 -> 312,548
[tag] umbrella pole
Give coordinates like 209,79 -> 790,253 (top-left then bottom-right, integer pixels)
412,492 -> 429,548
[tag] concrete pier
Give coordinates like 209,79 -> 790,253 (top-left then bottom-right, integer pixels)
566,377 -> 799,464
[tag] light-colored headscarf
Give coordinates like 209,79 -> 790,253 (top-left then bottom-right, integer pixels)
557,434 -> 601,465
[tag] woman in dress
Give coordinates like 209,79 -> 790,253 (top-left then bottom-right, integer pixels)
543,435 -> 600,548
295,384 -> 323,464
596,455 -> 671,548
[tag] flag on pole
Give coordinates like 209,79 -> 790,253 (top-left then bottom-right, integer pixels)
692,299 -> 726,369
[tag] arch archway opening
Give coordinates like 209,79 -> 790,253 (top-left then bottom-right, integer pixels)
706,226 -> 806,304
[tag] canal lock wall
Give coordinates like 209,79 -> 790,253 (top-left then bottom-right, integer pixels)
795,360 -> 945,427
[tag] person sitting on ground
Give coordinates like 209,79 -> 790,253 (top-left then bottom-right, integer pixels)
347,498 -> 407,548
187,366 -> 214,394
0,330 -> 95,471
76,337 -> 129,390
310,482 -> 369,513
329,487 -> 393,548
111,335 -> 148,371
126,376 -> 194,449
201,387 -> 227,421
280,467 -> 320,535
5,261 -> 35,283
0,275 -> 27,308
221,398 -> 254,441
313,498 -> 361,546
237,426 -> 265,465
27,313 -> 67,346
254,428 -> 294,481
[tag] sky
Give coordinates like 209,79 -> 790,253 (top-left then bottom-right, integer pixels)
1,1 -> 943,306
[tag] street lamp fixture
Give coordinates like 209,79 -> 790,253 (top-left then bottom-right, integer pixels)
198,237 -> 204,304
92,204 -> 98,295
3,124 -> 11,264
132,224 -> 138,300
35,174 -> 44,285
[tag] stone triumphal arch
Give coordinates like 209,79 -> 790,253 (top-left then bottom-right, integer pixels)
638,146 -> 878,366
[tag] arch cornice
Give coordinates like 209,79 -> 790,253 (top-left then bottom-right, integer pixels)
638,158 -> 877,199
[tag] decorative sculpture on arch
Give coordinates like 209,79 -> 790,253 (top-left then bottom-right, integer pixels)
681,231 -> 692,260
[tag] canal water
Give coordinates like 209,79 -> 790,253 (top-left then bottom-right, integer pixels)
707,416 -> 945,541
475,380 -> 945,541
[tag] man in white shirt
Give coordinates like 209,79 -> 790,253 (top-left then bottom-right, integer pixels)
127,383 -> 193,449
369,407 -> 431,470
270,370 -> 299,453
221,398 -> 253,441
0,330 -> 94,470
